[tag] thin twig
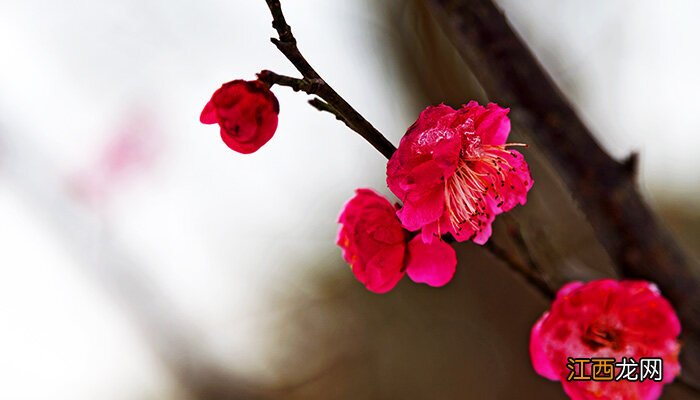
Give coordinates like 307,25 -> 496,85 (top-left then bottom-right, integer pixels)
257,70 -> 322,93
261,0 -> 396,159
502,214 -> 542,273
484,241 -> 555,299
308,97 -> 353,128
256,70 -> 354,129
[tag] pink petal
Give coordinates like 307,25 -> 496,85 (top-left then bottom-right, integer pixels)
386,156 -> 407,199
478,103 -> 511,145
420,215 -> 451,243
471,222 -> 493,245
363,245 -> 406,294
639,384 -> 664,400
408,104 -> 456,135
396,161 -> 445,231
529,279 -> 682,400
397,187 -> 444,232
199,100 -> 218,124
557,281 -> 586,298
431,131 -> 462,172
405,236 -> 457,287
529,313 -> 560,380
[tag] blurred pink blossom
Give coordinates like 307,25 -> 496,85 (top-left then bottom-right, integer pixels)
70,111 -> 160,204
530,279 -> 681,400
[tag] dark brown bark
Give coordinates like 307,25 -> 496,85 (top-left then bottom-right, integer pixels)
425,0 -> 700,388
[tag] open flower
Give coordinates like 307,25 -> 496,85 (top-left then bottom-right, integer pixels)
530,279 -> 681,400
386,102 -> 533,244
200,79 -> 279,154
337,189 -> 457,293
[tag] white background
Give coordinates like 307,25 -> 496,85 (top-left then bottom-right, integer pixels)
0,1 -> 698,398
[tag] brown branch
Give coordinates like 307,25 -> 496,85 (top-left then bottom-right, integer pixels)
261,0 -> 397,159
257,70 -> 322,93
255,70 -> 356,130
425,0 -> 700,388
439,230 -> 555,300
307,97 -> 352,127
484,241 -> 556,299
502,214 -> 543,275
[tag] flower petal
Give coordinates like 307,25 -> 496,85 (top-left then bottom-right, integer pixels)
529,313 -> 560,380
363,245 -> 406,294
397,185 -> 444,232
200,80 -> 279,153
337,189 -> 407,294
405,236 -> 457,287
387,100 -> 530,247
478,103 -> 510,145
199,100 -> 218,124
395,160 -> 445,231
529,279 -> 682,400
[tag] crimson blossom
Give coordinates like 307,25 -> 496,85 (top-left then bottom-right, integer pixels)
200,79 -> 279,154
530,279 -> 681,400
386,101 -> 533,245
337,189 -> 457,293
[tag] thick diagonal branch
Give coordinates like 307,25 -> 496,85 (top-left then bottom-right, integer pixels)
425,0 -> 700,387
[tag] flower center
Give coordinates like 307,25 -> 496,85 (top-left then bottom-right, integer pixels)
582,322 -> 621,351
443,143 -> 525,233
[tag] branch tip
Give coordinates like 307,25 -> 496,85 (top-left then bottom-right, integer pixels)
261,0 -> 396,159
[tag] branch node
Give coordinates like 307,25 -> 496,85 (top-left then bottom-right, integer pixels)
309,97 -> 354,128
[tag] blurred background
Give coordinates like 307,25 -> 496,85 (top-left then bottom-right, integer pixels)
0,0 -> 698,399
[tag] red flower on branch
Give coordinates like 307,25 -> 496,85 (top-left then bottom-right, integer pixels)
200,79 -> 279,154
386,102 -> 532,245
530,279 -> 681,400
337,189 -> 457,293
